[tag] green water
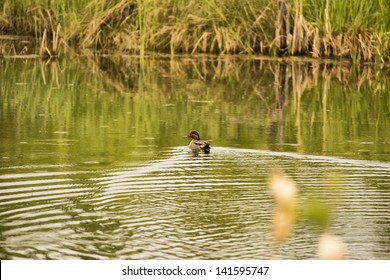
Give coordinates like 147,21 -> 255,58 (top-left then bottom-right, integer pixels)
1,57 -> 389,166
0,56 -> 389,259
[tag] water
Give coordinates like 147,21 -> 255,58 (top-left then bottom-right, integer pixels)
0,56 -> 389,259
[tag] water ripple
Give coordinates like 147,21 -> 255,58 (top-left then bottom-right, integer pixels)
0,147 -> 389,259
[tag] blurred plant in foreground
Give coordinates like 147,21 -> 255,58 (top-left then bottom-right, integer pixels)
317,232 -> 346,260
269,171 -> 298,244
268,170 -> 346,259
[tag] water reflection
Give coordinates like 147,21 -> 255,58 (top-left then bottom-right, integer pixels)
1,56 -> 388,166
0,56 -> 389,259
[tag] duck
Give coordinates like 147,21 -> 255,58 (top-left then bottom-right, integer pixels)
184,130 -> 210,153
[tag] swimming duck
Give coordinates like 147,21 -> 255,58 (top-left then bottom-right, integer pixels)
185,130 -> 210,153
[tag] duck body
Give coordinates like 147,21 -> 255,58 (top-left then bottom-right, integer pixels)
186,130 -> 210,153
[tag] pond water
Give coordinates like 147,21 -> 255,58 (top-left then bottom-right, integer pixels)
0,56 -> 389,259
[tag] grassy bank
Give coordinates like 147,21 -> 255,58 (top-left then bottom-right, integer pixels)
1,0 -> 389,62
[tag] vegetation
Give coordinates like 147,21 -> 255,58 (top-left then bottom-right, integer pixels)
0,0 -> 389,61
268,171 -> 346,259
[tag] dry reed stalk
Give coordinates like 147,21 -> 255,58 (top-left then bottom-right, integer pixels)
192,32 -> 210,54
324,0 -> 331,38
274,0 -> 290,54
52,24 -> 61,54
82,0 -> 135,48
311,27 -> 321,58
291,0 -> 302,54
290,0 -> 317,56
39,28 -> 48,58
38,24 -> 62,59
373,33 -> 384,63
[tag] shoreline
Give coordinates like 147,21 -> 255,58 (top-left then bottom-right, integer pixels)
1,0 -> 389,63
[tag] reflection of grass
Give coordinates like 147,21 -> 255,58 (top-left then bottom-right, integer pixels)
0,57 -> 389,167
1,0 -> 390,61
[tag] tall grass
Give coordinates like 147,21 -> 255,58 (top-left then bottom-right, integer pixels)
1,0 -> 389,61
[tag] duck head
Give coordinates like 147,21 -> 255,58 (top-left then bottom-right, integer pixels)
186,130 -> 200,141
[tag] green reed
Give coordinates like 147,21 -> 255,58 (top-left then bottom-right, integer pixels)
1,0 -> 389,61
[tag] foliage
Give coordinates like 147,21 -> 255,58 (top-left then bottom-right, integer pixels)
0,0 -> 389,61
